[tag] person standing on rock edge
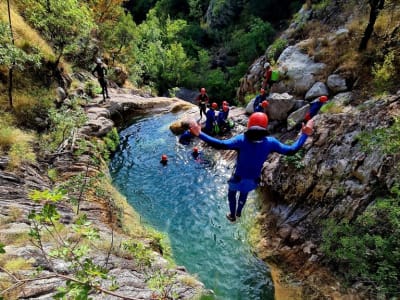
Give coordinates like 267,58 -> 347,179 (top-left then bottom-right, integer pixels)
196,87 -> 209,120
262,62 -> 272,90
189,113 -> 314,222
92,58 -> 110,102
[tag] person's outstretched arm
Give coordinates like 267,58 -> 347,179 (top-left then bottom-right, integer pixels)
189,120 -> 240,150
269,120 -> 313,155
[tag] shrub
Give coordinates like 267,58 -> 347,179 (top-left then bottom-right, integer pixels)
372,50 -> 398,93
0,121 -> 36,169
8,139 -> 36,169
266,38 -> 288,63
282,149 -> 305,169
322,185 -> 400,297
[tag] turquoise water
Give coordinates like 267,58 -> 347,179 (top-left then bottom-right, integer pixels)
109,113 -> 274,300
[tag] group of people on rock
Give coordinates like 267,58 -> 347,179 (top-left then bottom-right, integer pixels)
195,88 -> 233,136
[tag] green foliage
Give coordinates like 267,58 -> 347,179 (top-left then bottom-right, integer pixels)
103,128 -> 120,153
357,117 -> 400,155
29,188 -> 67,203
282,149 -> 305,169
100,10 -> 137,64
266,38 -> 287,63
322,185 -> 400,297
27,187 -> 111,299
188,0 -> 208,19
0,116 -> 36,169
84,80 -> 102,98
0,243 -> 5,254
20,0 -> 95,60
372,50 -> 398,93
122,240 -> 153,269
312,0 -> 332,12
229,18 -> 275,64
0,21 -> 42,70
147,270 -> 178,300
47,168 -> 58,183
44,105 -> 88,152
320,101 -> 344,114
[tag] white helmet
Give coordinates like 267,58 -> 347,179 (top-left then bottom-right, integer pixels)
96,58 -> 102,64
264,62 -> 270,68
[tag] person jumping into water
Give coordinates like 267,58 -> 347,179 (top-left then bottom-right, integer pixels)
189,113 -> 313,222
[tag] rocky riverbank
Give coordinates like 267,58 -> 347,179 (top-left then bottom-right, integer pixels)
0,89 -> 205,299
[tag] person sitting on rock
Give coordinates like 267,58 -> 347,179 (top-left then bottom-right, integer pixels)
253,88 -> 268,113
189,112 -> 314,222
204,102 -> 218,135
217,102 -> 231,134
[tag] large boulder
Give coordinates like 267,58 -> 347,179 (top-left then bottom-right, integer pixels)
287,104 -> 310,130
266,93 -> 296,121
327,74 -> 348,93
174,88 -> 199,104
276,45 -> 327,96
305,82 -> 329,100
245,98 -> 256,114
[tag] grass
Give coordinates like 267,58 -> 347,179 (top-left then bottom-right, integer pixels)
0,2 -> 55,61
0,113 -> 36,170
1,256 -> 33,272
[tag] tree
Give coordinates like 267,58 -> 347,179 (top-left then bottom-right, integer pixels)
6,0 -> 15,109
359,0 -> 385,51
87,0 -> 126,24
21,0 -> 95,67
101,12 -> 137,64
0,22 -> 41,109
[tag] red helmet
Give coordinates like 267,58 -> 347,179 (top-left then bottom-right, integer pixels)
161,154 -> 168,161
261,100 -> 269,108
193,147 -> 199,153
319,95 -> 328,102
222,101 -> 229,106
211,102 -> 218,109
200,87 -> 206,93
248,112 -> 268,129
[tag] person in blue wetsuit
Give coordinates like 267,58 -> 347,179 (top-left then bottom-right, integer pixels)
217,102 -> 230,134
304,95 -> 328,121
204,102 -> 218,135
189,112 -> 314,222
253,88 -> 268,113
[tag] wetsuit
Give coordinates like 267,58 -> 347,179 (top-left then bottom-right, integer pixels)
304,99 -> 325,121
204,108 -> 217,134
92,63 -> 109,100
196,93 -> 209,119
198,131 -> 308,217
179,130 -> 193,145
217,108 -> 230,132
253,94 -> 268,113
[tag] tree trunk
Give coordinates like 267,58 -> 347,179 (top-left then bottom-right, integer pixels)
7,0 -> 14,109
359,0 -> 385,51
